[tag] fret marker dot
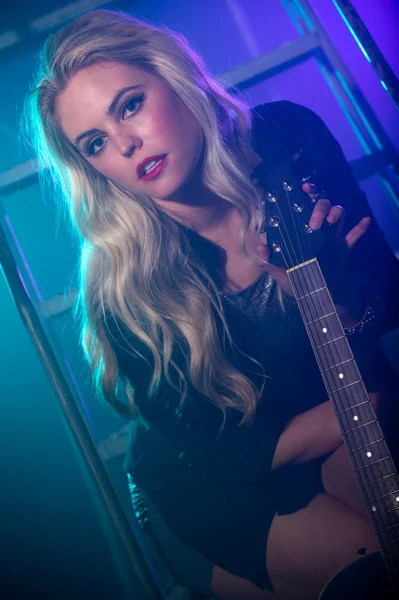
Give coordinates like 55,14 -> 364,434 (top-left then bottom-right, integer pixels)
353,415 -> 359,421
396,497 -> 399,502
322,327 -> 328,334
338,373 -> 344,379
371,505 -> 377,512
366,452 -> 372,458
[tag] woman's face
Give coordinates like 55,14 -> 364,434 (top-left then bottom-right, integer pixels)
56,61 -> 204,206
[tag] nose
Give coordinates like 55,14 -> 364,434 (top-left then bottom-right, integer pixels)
114,132 -> 142,158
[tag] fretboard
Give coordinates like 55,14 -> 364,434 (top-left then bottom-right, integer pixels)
287,258 -> 399,585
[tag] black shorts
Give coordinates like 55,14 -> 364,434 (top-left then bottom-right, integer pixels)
127,452 -> 327,592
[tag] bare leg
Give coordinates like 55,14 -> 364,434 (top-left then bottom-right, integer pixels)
322,442 -> 369,519
266,493 -> 379,600
211,491 -> 378,600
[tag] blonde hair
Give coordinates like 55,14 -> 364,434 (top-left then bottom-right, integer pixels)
25,9 -> 266,425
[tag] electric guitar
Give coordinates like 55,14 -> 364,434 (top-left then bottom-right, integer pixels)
255,157 -> 399,599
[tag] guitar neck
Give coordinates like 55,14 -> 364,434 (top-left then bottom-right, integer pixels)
287,258 -> 399,586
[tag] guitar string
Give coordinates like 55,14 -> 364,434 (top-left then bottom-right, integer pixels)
303,261 -> 399,540
288,264 -> 399,552
284,186 -> 305,265
278,186 -> 381,478
274,185 -> 399,544
287,253 -> 399,547
266,193 -> 300,268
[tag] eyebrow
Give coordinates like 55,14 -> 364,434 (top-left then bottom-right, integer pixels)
74,84 -> 142,148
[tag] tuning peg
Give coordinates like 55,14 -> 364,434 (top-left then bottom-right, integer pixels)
293,202 -> 304,213
310,190 -> 329,204
283,181 -> 294,191
267,191 -> 278,203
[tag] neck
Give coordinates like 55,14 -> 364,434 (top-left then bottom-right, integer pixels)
154,179 -> 237,238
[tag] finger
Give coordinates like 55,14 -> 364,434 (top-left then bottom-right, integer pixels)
255,242 -> 271,264
302,182 -> 317,197
344,217 -> 371,249
309,198 -> 332,230
255,243 -> 294,294
301,183 -> 328,204
326,205 -> 345,225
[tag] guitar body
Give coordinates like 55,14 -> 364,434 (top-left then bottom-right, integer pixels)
319,551 -> 395,599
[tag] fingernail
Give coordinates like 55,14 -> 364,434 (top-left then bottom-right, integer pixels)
310,219 -> 321,230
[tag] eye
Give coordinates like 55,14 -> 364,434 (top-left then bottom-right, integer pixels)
85,135 -> 107,157
120,93 -> 144,120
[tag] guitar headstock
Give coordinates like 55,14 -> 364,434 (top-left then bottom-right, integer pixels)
255,159 -> 325,271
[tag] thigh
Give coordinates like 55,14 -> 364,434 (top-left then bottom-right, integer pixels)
266,493 -> 379,600
322,443 -> 368,519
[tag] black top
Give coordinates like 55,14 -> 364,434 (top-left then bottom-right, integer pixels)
106,101 -> 399,590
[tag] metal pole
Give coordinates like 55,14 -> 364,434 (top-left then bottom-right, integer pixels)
0,218 -> 162,600
334,0 -> 399,110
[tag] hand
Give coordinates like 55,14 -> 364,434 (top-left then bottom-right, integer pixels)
253,183 -> 371,318
302,182 -> 370,250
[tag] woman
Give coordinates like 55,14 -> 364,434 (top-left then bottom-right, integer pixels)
25,9 -> 399,600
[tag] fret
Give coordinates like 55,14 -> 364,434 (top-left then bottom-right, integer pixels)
296,289 -> 335,324
363,482 -> 399,510
316,338 -> 353,368
314,335 -> 345,349
362,474 -> 398,489
289,259 -> 325,292
305,311 -> 335,325
353,438 -> 385,451
345,429 -> 384,456
385,555 -> 399,566
287,258 -> 399,577
330,379 -> 363,394
372,507 -> 399,520
366,495 -> 399,524
307,315 -> 344,349
330,381 -> 369,411
381,538 -> 399,549
354,464 -> 397,500
378,522 -> 399,534
334,395 -> 375,426
323,361 -> 360,392
337,400 -> 371,415
323,358 -> 353,372
354,456 -> 393,472
298,286 -> 327,299
366,489 -> 399,503
351,449 -> 394,481
343,418 -> 378,434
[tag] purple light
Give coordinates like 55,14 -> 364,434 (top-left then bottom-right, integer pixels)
4,214 -> 43,302
16,266 -> 32,302
64,356 -> 100,441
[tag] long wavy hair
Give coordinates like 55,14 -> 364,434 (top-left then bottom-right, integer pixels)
25,9 -> 267,426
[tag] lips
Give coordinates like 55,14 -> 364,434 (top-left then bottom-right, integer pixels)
136,154 -> 167,179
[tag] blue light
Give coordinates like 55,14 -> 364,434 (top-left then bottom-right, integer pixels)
293,0 -> 315,32
332,0 -> 371,64
334,70 -> 382,150
317,62 -> 371,155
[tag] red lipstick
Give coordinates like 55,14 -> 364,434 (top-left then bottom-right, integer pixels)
137,154 -> 167,181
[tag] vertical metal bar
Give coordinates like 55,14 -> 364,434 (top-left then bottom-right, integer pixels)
0,217 -> 162,600
333,0 -> 399,109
